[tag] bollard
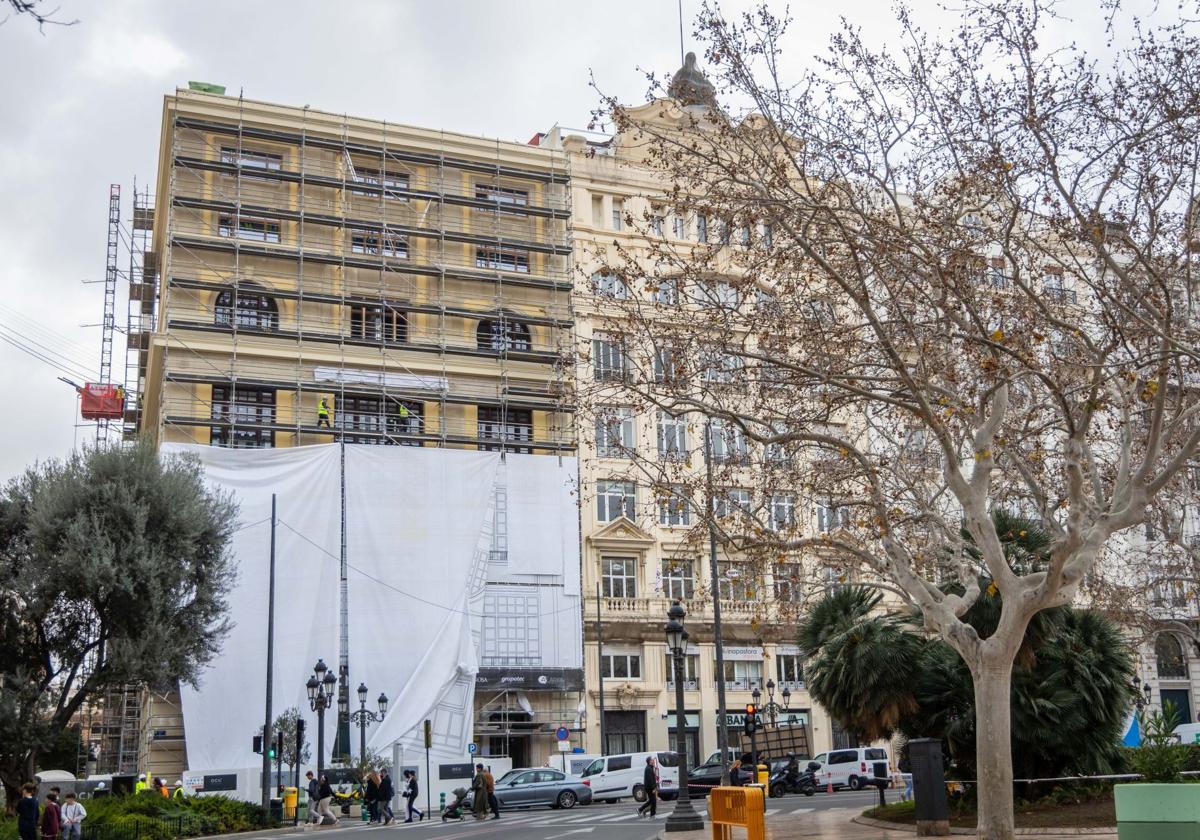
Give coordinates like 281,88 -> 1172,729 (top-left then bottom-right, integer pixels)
440,792 -> 445,812
826,772 -> 833,794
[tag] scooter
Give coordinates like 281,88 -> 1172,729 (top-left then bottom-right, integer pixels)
768,762 -> 819,798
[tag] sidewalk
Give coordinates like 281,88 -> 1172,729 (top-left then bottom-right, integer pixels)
657,809 -> 1119,839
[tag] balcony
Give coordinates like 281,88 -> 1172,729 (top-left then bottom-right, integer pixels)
597,595 -> 769,622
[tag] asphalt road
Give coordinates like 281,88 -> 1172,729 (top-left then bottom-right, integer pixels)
291,789 -> 896,840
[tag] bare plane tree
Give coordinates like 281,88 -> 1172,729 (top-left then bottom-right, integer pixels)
578,2 -> 1200,838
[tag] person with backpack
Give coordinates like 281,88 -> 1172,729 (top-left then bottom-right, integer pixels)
402,770 -> 424,823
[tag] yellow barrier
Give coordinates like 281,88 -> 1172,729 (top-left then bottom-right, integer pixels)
283,786 -> 298,819
708,785 -> 766,840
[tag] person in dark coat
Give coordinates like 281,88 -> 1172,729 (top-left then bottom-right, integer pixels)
16,783 -> 39,840
40,792 -> 61,840
365,772 -> 380,823
402,770 -> 424,823
316,775 -> 337,824
378,770 -> 395,825
470,765 -> 489,820
305,772 -> 320,824
637,756 -> 659,817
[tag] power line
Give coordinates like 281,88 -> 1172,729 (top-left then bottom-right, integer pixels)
0,322 -> 97,382
0,331 -> 93,383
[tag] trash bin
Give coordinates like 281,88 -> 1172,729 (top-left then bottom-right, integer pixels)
283,787 -> 298,820
269,798 -> 283,823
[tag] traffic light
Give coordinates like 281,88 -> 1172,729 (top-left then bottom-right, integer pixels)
253,734 -> 263,754
267,742 -> 276,760
744,703 -> 758,735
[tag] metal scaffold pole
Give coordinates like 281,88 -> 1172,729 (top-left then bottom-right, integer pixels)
97,184 -> 120,443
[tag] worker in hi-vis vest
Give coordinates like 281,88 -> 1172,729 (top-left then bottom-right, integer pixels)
135,774 -> 148,794
317,397 -> 332,429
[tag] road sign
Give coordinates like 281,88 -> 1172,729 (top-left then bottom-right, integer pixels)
555,726 -> 570,741
467,743 -> 477,754
556,740 -> 572,752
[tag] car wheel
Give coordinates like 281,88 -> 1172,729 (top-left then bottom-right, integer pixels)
632,784 -> 647,803
557,791 -> 577,809
848,776 -> 862,791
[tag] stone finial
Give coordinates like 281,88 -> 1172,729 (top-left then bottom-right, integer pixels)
668,51 -> 716,106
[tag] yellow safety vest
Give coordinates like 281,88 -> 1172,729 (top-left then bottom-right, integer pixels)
398,404 -> 409,419
318,401 -> 329,417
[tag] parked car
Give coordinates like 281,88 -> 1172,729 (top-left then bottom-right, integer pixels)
464,768 -> 593,810
808,747 -> 891,791
684,761 -> 755,798
579,752 -> 681,802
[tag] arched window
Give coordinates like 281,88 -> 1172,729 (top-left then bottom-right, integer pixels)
215,286 -> 278,330
1157,633 -> 1188,679
477,319 -> 531,352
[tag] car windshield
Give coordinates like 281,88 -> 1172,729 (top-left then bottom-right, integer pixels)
582,759 -> 604,777
864,749 -> 887,761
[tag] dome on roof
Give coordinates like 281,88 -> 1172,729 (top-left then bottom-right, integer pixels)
668,52 -> 716,106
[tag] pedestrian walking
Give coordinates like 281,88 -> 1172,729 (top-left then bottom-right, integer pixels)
378,770 -> 395,825
16,783 -> 39,840
470,765 -> 489,820
402,770 -> 424,823
317,397 -> 332,429
40,792 -> 60,840
315,774 -> 337,825
60,793 -> 86,840
483,766 -> 499,820
305,771 -> 320,824
364,771 -> 380,824
636,756 -> 659,818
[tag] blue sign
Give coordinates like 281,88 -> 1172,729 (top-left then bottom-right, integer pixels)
555,727 -> 570,741
467,743 -> 477,754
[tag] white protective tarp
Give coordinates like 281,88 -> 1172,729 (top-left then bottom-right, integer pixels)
167,443 -> 500,771
505,456 -> 580,595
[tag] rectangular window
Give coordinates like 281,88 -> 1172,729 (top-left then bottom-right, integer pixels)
478,406 -> 533,453
720,659 -> 762,688
674,214 -> 688,239
350,229 -> 408,258
592,195 -> 604,225
219,146 -> 282,178
596,407 -> 635,458
592,333 -> 627,381
596,480 -> 636,522
653,345 -> 684,385
662,559 -> 695,600
699,281 -> 739,309
602,557 -> 638,598
696,215 -> 708,243
815,500 -> 850,532
350,167 -> 409,199
476,183 -> 529,213
988,258 -> 1009,289
654,278 -> 679,305
600,653 -> 642,679
769,494 -> 796,532
348,303 -> 407,343
711,420 -> 749,464
1043,269 -> 1076,303
713,488 -> 751,519
740,225 -> 752,246
612,199 -> 624,231
665,652 -> 700,686
210,386 -> 275,448
658,485 -> 691,526
700,348 -> 743,383
717,562 -> 756,601
761,223 -> 773,248
774,565 -> 801,602
592,272 -> 631,299
218,215 -> 280,243
776,654 -> 804,685
651,212 -> 664,236
475,246 -> 529,273
338,394 -> 422,445
657,411 -> 689,460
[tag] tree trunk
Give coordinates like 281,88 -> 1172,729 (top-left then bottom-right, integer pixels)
972,652 -> 1016,840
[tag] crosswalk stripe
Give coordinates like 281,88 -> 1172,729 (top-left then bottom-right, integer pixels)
765,808 -> 780,815
791,807 -> 814,814
600,814 -> 640,821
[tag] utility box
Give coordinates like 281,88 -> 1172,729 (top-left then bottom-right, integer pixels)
909,738 -> 950,836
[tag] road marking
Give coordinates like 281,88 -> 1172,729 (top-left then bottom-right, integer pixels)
599,813 -> 640,821
765,808 -> 780,815
790,807 -> 814,814
543,830 -> 595,839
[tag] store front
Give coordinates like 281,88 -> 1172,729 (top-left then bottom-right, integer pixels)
665,711 -> 701,768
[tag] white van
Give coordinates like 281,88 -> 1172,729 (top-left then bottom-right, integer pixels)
580,752 -> 681,802
809,747 -> 891,791
1173,723 -> 1200,745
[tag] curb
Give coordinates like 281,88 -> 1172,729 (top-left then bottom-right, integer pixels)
852,814 -> 1118,836
199,822 -> 372,840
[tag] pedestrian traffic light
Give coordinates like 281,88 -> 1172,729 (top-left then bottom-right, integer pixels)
253,734 -> 263,754
267,743 -> 276,760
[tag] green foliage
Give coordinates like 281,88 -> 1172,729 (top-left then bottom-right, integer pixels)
796,586 -> 925,741
259,707 -> 310,773
1129,701 -> 1191,783
0,442 -> 237,804
0,795 -> 271,840
800,516 -> 1136,779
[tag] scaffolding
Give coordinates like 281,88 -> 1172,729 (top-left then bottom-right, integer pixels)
96,185 -> 121,443
124,181 -> 157,440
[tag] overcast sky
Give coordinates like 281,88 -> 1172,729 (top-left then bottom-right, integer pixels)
0,0 -> 1137,481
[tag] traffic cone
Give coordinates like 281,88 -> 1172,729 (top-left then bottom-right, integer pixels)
825,772 -> 833,794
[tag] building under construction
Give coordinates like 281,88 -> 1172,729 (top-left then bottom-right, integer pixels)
112,87 -> 578,781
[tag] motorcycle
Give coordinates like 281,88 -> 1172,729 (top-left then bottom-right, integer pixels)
768,761 -> 819,798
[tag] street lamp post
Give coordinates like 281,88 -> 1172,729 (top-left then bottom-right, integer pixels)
664,602 -> 704,832
306,659 -> 338,776
346,682 -> 389,765
1133,675 -> 1153,710
750,685 -> 762,766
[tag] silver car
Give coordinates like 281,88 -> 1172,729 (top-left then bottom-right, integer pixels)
466,768 -> 594,810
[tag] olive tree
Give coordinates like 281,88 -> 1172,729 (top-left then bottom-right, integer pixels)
581,2 -> 1200,838
0,443 -> 235,811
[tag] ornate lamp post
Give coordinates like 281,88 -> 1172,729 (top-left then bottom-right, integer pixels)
306,659 -> 338,775
762,679 -> 782,727
345,682 -> 389,764
664,602 -> 704,832
750,685 -> 762,766
1133,675 -> 1153,710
